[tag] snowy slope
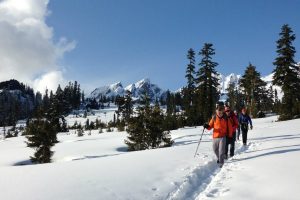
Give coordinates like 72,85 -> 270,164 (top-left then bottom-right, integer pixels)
261,73 -> 283,99
1,115 -> 300,200
66,105 -> 117,126
196,116 -> 300,200
218,73 -> 241,94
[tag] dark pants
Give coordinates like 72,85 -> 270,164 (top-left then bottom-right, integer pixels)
237,128 -> 240,140
241,128 -> 248,145
225,132 -> 236,157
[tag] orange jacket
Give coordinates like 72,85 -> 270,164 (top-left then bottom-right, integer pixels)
207,115 -> 233,138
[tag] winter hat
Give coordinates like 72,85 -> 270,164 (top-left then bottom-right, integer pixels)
215,101 -> 225,110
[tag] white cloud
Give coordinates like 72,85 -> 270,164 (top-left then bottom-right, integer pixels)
33,70 -> 66,93
0,0 -> 75,93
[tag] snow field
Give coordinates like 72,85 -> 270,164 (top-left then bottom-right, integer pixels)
0,115 -> 300,200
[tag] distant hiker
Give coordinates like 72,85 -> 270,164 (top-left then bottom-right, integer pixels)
238,107 -> 253,145
204,101 -> 233,168
224,103 -> 239,158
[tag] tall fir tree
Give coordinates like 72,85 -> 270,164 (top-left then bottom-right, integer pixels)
125,93 -> 150,151
183,48 -> 198,126
186,48 -> 196,90
25,108 -> 56,164
240,63 -> 267,117
226,82 -> 236,110
196,43 -> 220,121
146,102 -> 165,148
125,108 -> 147,151
123,91 -> 133,123
272,24 -> 300,120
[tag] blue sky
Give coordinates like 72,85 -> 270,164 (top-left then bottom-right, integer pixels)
47,0 -> 300,92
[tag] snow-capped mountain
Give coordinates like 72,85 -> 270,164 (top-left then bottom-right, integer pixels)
89,78 -> 167,102
218,73 -> 241,93
89,82 -> 125,100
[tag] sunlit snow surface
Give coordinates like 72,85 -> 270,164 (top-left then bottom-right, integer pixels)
1,115 -> 300,200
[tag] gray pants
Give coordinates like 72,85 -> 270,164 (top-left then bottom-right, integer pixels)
213,137 -> 226,165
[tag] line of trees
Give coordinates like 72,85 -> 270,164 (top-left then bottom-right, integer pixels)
226,24 -> 300,120
182,24 -> 300,121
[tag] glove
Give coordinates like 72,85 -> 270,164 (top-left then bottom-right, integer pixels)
203,123 -> 210,129
250,125 -> 253,130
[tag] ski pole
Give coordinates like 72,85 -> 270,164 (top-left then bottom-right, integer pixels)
194,127 -> 205,158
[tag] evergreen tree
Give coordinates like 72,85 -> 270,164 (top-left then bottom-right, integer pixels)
115,96 -> 125,120
85,118 -> 90,130
81,91 -> 85,104
45,87 -> 63,140
90,121 -> 95,130
196,43 -> 220,121
265,85 -> 275,112
240,63 -> 267,117
146,102 -> 164,148
125,109 -> 148,151
123,91 -> 133,123
25,108 -> 56,164
35,92 -> 43,108
226,82 -> 236,110
186,48 -> 196,90
77,127 -> 84,137
125,93 -> 173,151
166,91 -> 176,115
273,24 -> 300,120
274,89 -> 281,113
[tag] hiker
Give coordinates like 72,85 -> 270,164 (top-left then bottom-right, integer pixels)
204,101 -> 233,168
238,107 -> 253,145
234,110 -> 241,140
224,103 -> 239,158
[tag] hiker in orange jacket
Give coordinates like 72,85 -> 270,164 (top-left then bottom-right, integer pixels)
224,102 -> 239,158
204,101 -> 233,168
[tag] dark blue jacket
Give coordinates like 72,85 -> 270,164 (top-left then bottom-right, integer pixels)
239,113 -> 252,130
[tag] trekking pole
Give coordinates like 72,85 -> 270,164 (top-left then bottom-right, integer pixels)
194,127 -> 205,158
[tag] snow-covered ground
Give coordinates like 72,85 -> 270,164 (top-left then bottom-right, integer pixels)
66,106 -> 117,126
0,115 -> 300,200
